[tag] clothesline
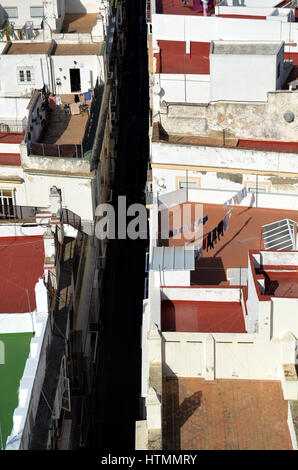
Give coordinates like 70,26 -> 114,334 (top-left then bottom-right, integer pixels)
168,215 -> 208,238
223,187 -> 248,210
168,186 -> 249,259
193,208 -> 233,258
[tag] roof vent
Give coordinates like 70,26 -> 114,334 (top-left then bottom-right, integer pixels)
283,111 -> 295,123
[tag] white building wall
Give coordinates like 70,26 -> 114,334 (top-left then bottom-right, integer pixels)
152,15 -> 298,54
210,53 -> 276,102
158,74 -> 210,104
152,173 -> 298,212
246,255 -> 261,334
151,142 -> 298,180
23,172 -> 94,221
162,331 -> 282,379
0,54 -> 51,97
162,286 -> 242,302
272,298 -> 298,339
0,97 -> 29,128
51,54 -> 104,95
65,0 -> 101,13
0,0 -> 45,28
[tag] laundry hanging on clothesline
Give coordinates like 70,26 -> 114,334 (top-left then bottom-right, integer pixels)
169,215 -> 208,238
200,207 -> 233,253
223,187 -> 247,210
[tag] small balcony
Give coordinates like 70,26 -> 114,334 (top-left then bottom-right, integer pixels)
0,205 -> 39,221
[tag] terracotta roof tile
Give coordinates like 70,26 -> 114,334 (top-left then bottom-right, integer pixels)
163,377 -> 292,450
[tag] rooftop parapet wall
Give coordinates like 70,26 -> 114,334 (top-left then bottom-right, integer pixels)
20,143 -> 94,176
158,92 -> 298,141
152,13 -> 298,53
162,331 -> 282,379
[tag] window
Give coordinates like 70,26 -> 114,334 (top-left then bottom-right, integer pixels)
17,67 -> 34,85
177,177 -> 200,189
246,183 -> 269,193
26,70 -> 31,82
0,189 -> 14,217
30,6 -> 44,17
4,7 -> 18,18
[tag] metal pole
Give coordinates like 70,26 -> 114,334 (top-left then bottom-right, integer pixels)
186,169 -> 188,202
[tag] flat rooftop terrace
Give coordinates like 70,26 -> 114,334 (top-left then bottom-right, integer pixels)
161,299 -> 246,333
161,203 -> 298,285
163,377 -> 292,450
153,123 -> 298,153
156,0 -> 214,15
38,94 -> 89,145
0,332 -> 33,448
261,270 -> 298,297
60,13 -> 98,33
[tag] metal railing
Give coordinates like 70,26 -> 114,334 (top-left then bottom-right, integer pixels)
0,205 -> 39,220
29,142 -> 83,159
146,0 -> 152,22
61,208 -> 82,232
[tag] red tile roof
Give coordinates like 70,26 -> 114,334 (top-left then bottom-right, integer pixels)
163,377 -> 292,450
0,133 -> 24,144
0,153 -> 21,166
258,270 -> 298,298
155,40 -> 210,74
217,14 -> 266,19
156,0 -> 214,16
161,299 -> 246,332
237,139 -> 298,153
0,236 -> 44,313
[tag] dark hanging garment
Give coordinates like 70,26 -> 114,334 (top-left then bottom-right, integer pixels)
212,228 -> 217,245
207,232 -> 213,252
74,94 -> 80,103
217,220 -> 224,240
203,236 -> 207,250
203,216 -> 208,225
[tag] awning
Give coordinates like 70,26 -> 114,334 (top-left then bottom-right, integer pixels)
151,246 -> 195,271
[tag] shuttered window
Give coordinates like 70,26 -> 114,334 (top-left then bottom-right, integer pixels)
4,7 -> 18,18
30,6 -> 43,17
